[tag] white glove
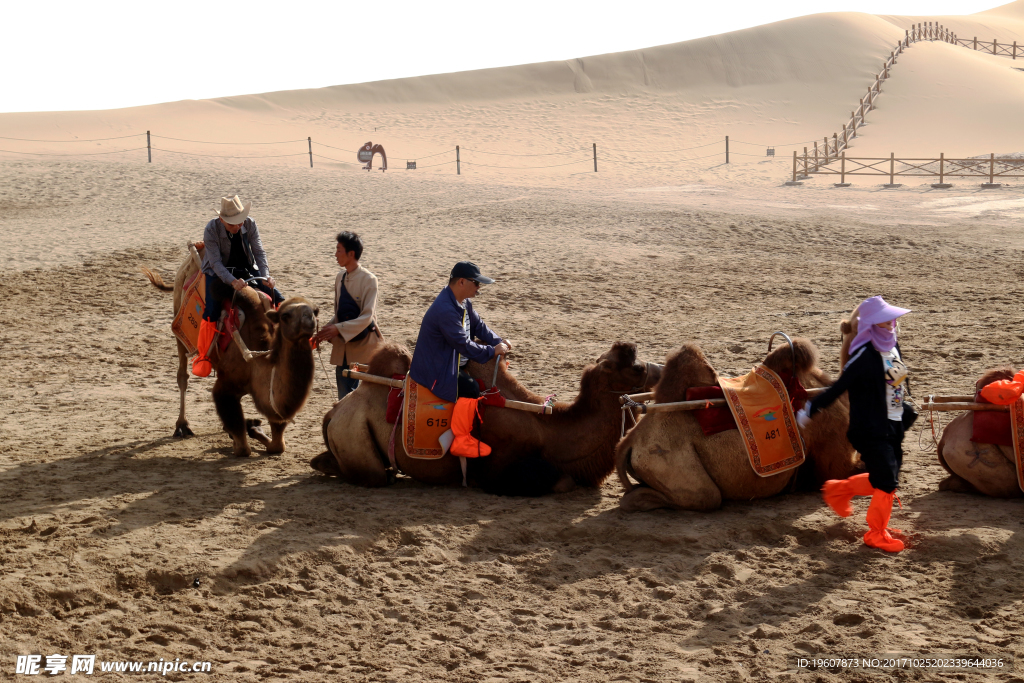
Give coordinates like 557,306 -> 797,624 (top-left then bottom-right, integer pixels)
796,404 -> 812,430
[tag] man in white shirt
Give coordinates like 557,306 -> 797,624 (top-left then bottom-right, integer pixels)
311,232 -> 383,399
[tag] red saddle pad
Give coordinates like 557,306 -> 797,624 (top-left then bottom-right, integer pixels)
972,391 -> 1013,447
685,386 -> 735,436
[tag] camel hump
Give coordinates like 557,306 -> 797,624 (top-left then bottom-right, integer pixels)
141,267 -> 173,292
976,366 -> 1016,393
367,342 -> 412,378
653,342 -> 718,403
763,337 -> 819,377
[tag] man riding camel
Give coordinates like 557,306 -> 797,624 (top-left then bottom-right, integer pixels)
408,261 -> 509,457
192,195 -> 285,377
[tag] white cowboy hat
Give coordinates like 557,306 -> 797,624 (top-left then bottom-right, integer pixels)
217,195 -> 252,225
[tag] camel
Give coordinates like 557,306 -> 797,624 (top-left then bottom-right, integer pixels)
143,248 -> 318,456
937,367 -> 1023,498
615,337 -> 858,511
311,341 -> 662,496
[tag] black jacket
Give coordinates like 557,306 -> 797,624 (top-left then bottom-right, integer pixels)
809,343 -> 905,443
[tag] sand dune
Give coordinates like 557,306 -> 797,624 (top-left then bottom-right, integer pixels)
1,4 -> 1021,167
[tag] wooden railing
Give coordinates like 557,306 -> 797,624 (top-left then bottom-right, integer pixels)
792,151 -> 1024,186
795,22 -> 1018,180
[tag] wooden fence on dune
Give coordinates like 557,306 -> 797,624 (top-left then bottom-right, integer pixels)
797,21 -> 1021,185
790,152 -> 1024,187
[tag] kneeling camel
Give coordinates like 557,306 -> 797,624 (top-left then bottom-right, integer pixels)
937,367 -> 1022,498
616,337 -> 857,511
312,341 -> 661,496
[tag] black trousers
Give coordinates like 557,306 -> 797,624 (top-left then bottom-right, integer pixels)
851,419 -> 904,493
457,370 -> 480,399
203,271 -> 285,322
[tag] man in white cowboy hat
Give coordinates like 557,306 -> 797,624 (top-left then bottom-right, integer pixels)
192,195 -> 286,377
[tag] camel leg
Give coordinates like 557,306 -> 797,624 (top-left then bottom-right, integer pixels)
246,419 -> 271,446
212,384 -> 251,457
173,340 -> 194,438
265,421 -> 287,455
620,439 -> 724,512
329,417 -> 389,487
310,451 -> 344,477
620,485 -> 685,512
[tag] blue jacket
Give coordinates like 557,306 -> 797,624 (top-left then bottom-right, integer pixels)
409,287 -> 503,402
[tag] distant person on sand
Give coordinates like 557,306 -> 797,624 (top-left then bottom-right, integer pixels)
192,195 -> 285,377
311,231 -> 383,400
409,262 -> 510,458
798,296 -> 914,553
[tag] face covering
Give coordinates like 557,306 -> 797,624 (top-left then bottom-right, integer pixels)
849,320 -> 897,354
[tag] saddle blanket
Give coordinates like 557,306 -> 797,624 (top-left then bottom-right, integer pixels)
403,377 -> 455,460
719,364 -> 805,477
171,273 -> 206,356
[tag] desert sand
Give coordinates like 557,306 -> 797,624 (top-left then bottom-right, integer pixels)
2,2 -> 1024,682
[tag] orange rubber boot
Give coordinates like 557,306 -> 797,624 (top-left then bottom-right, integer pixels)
863,489 -> 904,552
191,319 -> 218,377
450,397 -> 491,458
822,472 -> 873,518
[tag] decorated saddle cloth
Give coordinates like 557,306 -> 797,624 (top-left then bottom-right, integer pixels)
718,364 -> 805,477
403,377 -> 456,460
171,272 -> 206,355
1008,397 -> 1024,493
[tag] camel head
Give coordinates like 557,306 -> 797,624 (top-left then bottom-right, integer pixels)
763,337 -> 820,380
266,297 -> 319,344
652,343 -> 718,403
367,342 -> 412,377
590,341 -> 658,394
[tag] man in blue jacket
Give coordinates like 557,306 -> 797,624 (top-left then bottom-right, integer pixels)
409,261 -> 509,456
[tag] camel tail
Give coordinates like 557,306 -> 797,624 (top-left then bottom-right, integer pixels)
141,267 -> 174,292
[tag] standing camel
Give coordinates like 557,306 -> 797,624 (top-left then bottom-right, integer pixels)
144,248 -> 319,455
311,342 -> 661,495
616,337 -> 857,511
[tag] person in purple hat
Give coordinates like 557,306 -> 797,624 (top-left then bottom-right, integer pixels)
797,295 -> 913,553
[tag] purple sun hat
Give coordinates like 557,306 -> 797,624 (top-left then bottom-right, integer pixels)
849,296 -> 911,354
857,295 -> 910,326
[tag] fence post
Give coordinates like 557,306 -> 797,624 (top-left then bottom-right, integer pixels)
593,143 -> 597,172
994,39 -> 998,55
940,153 -> 944,184
990,153 -> 995,184
307,137 -> 312,168
842,124 -> 848,149
725,136 -> 729,164
890,152 -> 895,185
824,137 -> 829,164
456,146 -> 460,175
1014,41 -> 1017,59
792,151 -> 797,182
814,141 -> 819,171
841,152 -> 846,184
974,36 -> 978,50
147,130 -> 151,163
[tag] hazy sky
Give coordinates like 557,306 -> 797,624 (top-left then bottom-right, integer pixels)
1,0 -> 1002,113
